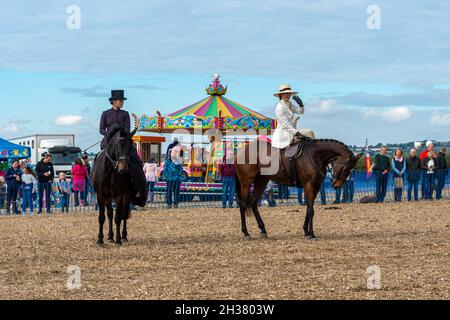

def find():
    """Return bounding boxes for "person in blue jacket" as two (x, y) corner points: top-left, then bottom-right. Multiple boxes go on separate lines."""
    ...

(343, 169), (355, 203)
(164, 149), (183, 209)
(392, 149), (406, 202)
(5, 160), (23, 214)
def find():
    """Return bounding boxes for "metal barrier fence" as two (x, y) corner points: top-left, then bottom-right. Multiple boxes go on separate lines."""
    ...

(0, 171), (448, 215)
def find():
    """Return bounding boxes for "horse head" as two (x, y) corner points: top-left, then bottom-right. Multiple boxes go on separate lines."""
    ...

(112, 127), (132, 174)
(109, 115), (139, 174)
(330, 152), (363, 188)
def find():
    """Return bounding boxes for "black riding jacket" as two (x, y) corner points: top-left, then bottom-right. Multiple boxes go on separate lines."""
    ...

(99, 108), (130, 136)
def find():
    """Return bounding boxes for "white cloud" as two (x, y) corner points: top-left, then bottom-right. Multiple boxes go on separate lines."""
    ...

(363, 106), (412, 123)
(429, 111), (450, 126)
(381, 107), (412, 123)
(55, 115), (83, 126)
(0, 118), (30, 135)
(307, 99), (337, 115)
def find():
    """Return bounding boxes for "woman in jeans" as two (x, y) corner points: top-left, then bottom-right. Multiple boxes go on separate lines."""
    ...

(164, 150), (183, 209)
(143, 158), (158, 203)
(391, 149), (406, 202)
(72, 158), (88, 207)
(21, 166), (37, 214)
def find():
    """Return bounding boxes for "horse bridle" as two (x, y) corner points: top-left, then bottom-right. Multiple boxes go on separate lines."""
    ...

(105, 136), (130, 170)
(304, 147), (352, 184)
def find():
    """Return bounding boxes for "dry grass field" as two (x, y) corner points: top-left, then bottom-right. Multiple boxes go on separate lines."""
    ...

(0, 201), (449, 300)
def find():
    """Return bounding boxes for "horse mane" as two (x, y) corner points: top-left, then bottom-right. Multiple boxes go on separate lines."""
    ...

(311, 138), (353, 155)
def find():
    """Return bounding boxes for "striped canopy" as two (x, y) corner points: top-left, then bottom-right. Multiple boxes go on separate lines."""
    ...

(139, 76), (275, 133)
(168, 95), (267, 119)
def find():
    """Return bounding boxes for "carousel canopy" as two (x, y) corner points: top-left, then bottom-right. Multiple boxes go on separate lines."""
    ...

(140, 75), (275, 134)
(0, 137), (31, 160)
(167, 95), (267, 119)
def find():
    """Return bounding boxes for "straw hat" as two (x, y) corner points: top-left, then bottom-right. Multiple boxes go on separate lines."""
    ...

(274, 84), (298, 97)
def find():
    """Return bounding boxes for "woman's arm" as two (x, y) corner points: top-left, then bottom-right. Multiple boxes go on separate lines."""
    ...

(391, 159), (399, 174)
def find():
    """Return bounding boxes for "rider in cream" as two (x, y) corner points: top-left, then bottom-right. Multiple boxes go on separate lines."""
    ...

(271, 84), (305, 149)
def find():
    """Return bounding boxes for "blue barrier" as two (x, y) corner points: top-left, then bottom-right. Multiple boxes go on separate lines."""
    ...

(0, 170), (448, 214)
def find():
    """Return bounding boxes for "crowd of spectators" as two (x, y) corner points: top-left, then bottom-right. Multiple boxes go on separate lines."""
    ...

(0, 141), (448, 214)
(0, 153), (94, 215)
(373, 143), (447, 203)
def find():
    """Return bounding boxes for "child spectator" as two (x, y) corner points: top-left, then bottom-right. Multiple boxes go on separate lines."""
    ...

(57, 172), (71, 213)
(21, 166), (36, 215)
(143, 158), (158, 203)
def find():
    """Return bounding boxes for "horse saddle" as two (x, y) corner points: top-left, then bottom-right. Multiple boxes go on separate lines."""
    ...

(284, 139), (304, 159)
(280, 137), (308, 187)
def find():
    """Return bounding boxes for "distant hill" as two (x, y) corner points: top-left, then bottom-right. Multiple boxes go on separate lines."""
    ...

(348, 140), (450, 153)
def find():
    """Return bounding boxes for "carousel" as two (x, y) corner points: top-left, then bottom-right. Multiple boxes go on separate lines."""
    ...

(137, 74), (275, 185)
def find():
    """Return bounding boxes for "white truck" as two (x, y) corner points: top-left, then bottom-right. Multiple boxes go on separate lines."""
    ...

(10, 134), (83, 178)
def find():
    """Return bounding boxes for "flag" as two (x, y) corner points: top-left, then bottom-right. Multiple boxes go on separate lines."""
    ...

(365, 138), (372, 178)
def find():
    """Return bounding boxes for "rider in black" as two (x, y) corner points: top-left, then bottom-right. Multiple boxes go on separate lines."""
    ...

(99, 90), (147, 206)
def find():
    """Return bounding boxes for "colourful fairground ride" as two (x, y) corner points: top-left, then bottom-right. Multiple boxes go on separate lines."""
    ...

(140, 74), (276, 185)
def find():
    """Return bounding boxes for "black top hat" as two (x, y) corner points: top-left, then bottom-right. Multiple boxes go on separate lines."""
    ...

(109, 90), (127, 101)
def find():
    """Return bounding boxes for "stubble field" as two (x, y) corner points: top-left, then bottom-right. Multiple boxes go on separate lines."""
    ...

(0, 201), (448, 300)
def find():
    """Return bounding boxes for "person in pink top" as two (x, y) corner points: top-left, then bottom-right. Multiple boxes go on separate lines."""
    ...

(72, 158), (88, 207)
(143, 158), (158, 203)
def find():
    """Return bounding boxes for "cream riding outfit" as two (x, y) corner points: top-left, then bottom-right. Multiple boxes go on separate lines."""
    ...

(272, 84), (304, 149)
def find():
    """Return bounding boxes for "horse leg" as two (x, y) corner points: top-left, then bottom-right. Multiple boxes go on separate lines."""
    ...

(237, 180), (251, 240)
(97, 201), (105, 245)
(114, 202), (122, 246)
(304, 184), (320, 240)
(107, 202), (114, 242)
(122, 208), (128, 242)
(306, 204), (316, 240)
(249, 175), (269, 237)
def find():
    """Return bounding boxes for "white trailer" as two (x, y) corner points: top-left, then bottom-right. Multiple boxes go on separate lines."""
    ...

(10, 134), (82, 178)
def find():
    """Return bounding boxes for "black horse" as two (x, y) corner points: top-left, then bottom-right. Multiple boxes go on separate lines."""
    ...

(91, 126), (140, 246)
(234, 138), (362, 240)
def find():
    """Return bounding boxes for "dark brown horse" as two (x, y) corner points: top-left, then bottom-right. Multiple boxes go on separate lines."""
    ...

(234, 138), (362, 240)
(91, 126), (139, 246)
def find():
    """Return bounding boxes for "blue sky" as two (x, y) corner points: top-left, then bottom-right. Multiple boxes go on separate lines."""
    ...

(1, 0), (449, 151)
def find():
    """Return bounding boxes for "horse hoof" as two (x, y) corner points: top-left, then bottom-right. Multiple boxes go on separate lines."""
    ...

(122, 238), (128, 243)
(107, 238), (114, 243)
(260, 233), (268, 239)
(96, 241), (104, 247)
(307, 236), (318, 241)
(243, 235), (251, 241)
(115, 241), (122, 246)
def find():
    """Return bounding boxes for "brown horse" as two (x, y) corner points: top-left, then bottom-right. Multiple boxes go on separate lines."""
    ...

(234, 138), (362, 240)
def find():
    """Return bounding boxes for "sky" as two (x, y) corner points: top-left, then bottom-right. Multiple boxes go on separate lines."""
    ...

(0, 0), (449, 151)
